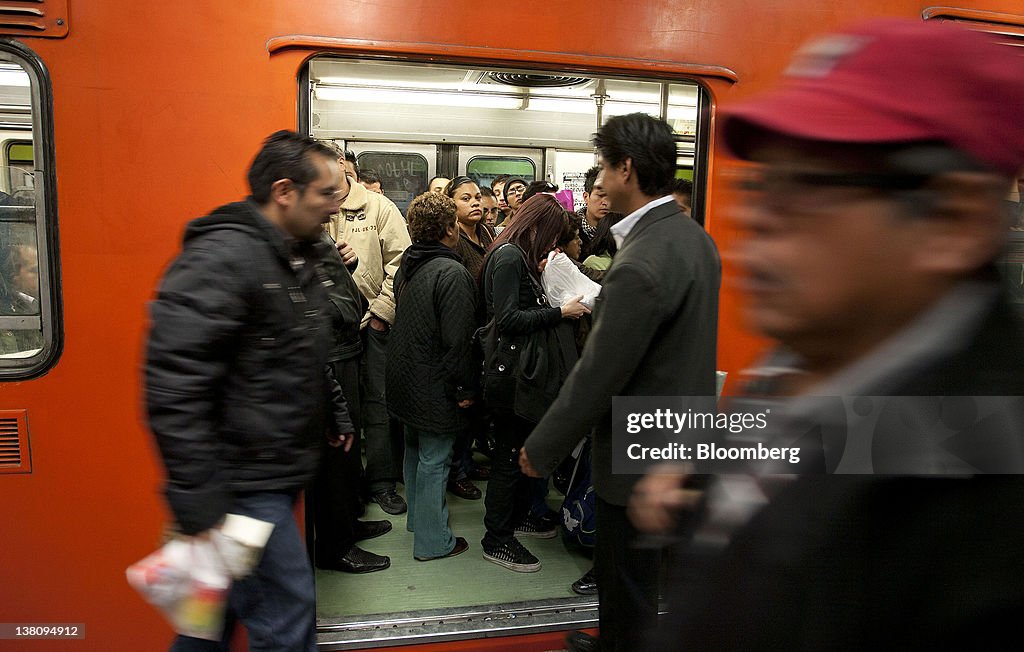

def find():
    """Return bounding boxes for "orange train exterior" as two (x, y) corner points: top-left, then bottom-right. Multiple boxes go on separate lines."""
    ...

(2, 2), (1022, 650)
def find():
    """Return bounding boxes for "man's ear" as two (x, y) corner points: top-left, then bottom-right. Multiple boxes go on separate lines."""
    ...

(269, 178), (297, 208)
(911, 171), (1008, 275)
(621, 157), (634, 183)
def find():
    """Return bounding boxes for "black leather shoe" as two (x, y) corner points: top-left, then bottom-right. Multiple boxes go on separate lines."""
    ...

(571, 567), (598, 595)
(354, 519), (392, 541)
(565, 630), (600, 652)
(318, 545), (390, 574)
(468, 465), (491, 481)
(415, 536), (469, 561)
(447, 477), (482, 500)
(371, 489), (407, 515)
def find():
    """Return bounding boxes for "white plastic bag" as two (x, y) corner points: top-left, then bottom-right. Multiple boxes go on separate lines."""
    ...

(541, 251), (601, 309)
(126, 515), (273, 641)
(127, 536), (231, 640)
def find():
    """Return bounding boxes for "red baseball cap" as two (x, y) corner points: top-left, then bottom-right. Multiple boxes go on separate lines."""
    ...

(722, 18), (1024, 178)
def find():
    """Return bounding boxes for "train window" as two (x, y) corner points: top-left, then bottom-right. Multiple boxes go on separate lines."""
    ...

(0, 45), (59, 379)
(355, 150), (428, 214)
(466, 156), (536, 189)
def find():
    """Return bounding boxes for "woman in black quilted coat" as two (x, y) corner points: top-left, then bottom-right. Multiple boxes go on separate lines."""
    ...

(385, 192), (476, 561)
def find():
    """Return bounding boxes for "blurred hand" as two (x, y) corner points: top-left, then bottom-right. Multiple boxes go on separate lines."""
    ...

(457, 398), (474, 409)
(369, 316), (389, 332)
(336, 240), (358, 268)
(628, 463), (701, 534)
(327, 432), (355, 452)
(519, 446), (541, 478)
(560, 295), (591, 320)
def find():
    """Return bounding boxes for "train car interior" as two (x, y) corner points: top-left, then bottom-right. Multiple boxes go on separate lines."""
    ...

(0, 57), (43, 364)
(305, 58), (706, 649)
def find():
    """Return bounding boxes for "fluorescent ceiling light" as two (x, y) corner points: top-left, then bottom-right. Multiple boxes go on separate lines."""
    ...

(524, 97), (594, 114)
(315, 85), (522, 110)
(0, 69), (29, 87)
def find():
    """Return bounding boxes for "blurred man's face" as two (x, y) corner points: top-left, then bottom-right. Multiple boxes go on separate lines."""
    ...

(285, 155), (343, 241)
(342, 159), (358, 179)
(13, 245), (38, 297)
(735, 138), (923, 353)
(595, 156), (629, 214)
(361, 180), (383, 194)
(481, 195), (499, 226)
(430, 177), (450, 193)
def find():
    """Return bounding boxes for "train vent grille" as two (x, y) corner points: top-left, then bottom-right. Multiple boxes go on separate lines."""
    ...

(0, 0), (69, 38)
(0, 410), (31, 474)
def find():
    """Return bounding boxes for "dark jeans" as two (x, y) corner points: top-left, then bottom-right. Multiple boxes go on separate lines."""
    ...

(449, 402), (487, 481)
(170, 492), (315, 652)
(482, 409), (534, 548)
(594, 495), (660, 652)
(361, 326), (403, 494)
(309, 357), (364, 563)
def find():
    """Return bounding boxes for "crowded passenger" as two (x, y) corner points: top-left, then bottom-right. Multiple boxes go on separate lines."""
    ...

(342, 149), (359, 179)
(445, 176), (497, 500)
(501, 178), (527, 225)
(312, 206), (392, 575)
(479, 193), (590, 572)
(670, 178), (693, 220)
(428, 176), (451, 194)
(491, 173), (511, 224)
(629, 18), (1024, 651)
(0, 242), (42, 355)
(581, 212), (626, 272)
(359, 169), (384, 195)
(480, 185), (501, 228)
(522, 180), (558, 203)
(575, 166), (610, 258)
(519, 113), (721, 652)
(327, 147), (413, 516)
(386, 192), (477, 562)
(145, 131), (354, 650)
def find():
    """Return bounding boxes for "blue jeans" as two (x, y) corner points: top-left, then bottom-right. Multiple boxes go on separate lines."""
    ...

(403, 425), (457, 559)
(169, 492), (315, 652)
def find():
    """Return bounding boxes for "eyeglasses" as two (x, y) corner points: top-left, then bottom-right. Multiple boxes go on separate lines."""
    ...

(741, 169), (929, 194)
(740, 168), (930, 214)
(507, 186), (526, 195)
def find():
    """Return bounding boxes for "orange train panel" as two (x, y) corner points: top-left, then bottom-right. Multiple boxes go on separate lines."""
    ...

(2, 1), (1023, 649)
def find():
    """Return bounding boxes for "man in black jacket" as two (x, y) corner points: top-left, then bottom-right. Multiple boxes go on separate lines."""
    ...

(146, 131), (353, 651)
(520, 114), (721, 652)
(629, 19), (1024, 651)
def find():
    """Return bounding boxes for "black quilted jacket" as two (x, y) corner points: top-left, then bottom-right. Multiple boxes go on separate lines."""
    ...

(386, 242), (478, 433)
(146, 200), (352, 534)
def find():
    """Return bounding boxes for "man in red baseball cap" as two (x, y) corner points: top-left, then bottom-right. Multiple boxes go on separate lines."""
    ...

(630, 18), (1024, 650)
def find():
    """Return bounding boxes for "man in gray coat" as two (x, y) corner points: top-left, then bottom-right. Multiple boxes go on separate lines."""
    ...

(520, 113), (721, 652)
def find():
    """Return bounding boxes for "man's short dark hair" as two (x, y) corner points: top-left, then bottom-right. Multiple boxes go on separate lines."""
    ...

(344, 149), (358, 171)
(248, 130), (338, 204)
(492, 174), (511, 187)
(359, 169), (382, 185)
(584, 166), (601, 194)
(406, 192), (456, 243)
(593, 113), (677, 196)
(671, 178), (693, 198)
(480, 186), (495, 199)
